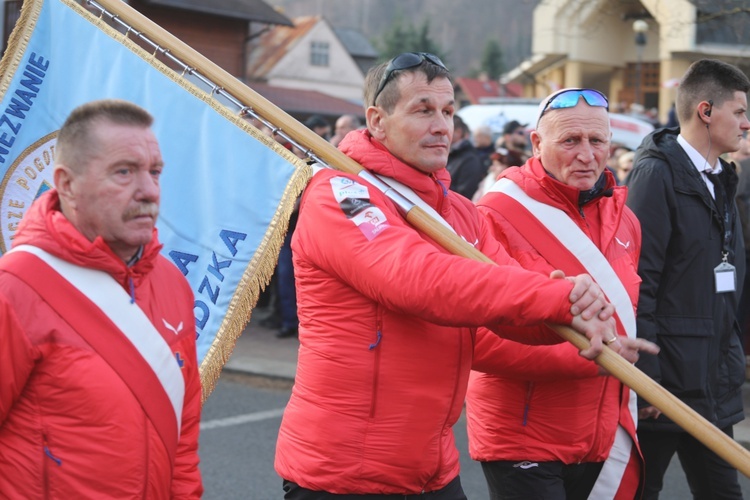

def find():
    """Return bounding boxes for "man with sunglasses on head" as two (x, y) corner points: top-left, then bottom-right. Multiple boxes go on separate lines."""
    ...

(467, 88), (646, 499)
(626, 59), (750, 499)
(274, 53), (657, 499)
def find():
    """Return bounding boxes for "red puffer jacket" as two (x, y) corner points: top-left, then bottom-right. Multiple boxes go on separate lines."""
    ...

(467, 158), (641, 464)
(274, 130), (579, 495)
(0, 191), (203, 499)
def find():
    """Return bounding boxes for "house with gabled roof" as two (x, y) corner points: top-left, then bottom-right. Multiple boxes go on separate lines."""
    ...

(246, 15), (378, 104)
(332, 26), (379, 76)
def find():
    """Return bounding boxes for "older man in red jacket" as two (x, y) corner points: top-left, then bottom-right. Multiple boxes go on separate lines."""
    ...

(0, 100), (203, 498)
(468, 88), (644, 499)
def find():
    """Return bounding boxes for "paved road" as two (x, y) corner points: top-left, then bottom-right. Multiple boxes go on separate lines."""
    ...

(199, 372), (750, 499)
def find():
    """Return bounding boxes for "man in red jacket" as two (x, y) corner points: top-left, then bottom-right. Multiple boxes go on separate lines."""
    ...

(274, 54), (656, 498)
(468, 88), (644, 499)
(0, 99), (203, 498)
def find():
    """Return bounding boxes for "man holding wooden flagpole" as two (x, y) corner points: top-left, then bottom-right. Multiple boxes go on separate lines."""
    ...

(274, 53), (657, 498)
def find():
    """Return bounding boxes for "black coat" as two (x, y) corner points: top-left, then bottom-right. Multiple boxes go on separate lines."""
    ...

(626, 127), (746, 432)
(446, 139), (486, 200)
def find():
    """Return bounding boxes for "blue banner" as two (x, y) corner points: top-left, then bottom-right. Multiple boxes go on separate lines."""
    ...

(0, 0), (310, 397)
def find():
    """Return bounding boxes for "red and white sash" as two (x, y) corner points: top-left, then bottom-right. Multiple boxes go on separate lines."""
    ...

(487, 178), (642, 499)
(4, 245), (184, 464)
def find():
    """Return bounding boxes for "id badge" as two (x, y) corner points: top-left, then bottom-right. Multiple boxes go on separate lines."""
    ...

(714, 262), (737, 293)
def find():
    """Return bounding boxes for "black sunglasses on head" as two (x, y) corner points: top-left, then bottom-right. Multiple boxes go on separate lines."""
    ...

(372, 52), (447, 105)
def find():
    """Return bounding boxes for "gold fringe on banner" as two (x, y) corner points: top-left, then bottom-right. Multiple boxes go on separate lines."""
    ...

(0, 0), (43, 96)
(198, 171), (309, 401)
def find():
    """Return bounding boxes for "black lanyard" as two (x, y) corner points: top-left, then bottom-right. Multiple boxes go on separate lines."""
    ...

(705, 171), (734, 257)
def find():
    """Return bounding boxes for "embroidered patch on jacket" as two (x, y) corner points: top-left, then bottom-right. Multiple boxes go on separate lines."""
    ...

(330, 176), (390, 241)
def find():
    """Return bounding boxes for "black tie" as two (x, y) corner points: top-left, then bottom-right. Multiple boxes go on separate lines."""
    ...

(705, 170), (732, 247)
(705, 171), (726, 214)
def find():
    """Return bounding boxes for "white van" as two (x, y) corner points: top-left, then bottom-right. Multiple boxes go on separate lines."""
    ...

(457, 100), (655, 151)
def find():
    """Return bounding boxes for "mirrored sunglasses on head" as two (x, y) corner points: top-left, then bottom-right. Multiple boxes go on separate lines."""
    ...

(537, 88), (609, 125)
(373, 52), (447, 105)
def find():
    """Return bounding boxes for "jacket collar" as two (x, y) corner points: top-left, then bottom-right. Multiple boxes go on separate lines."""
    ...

(647, 128), (738, 207)
(338, 129), (452, 210)
(502, 157), (626, 248)
(506, 156), (619, 211)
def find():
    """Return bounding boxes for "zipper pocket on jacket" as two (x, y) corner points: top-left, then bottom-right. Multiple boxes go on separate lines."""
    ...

(43, 433), (61, 494)
(522, 382), (535, 426)
(368, 309), (383, 418)
(424, 327), (466, 492)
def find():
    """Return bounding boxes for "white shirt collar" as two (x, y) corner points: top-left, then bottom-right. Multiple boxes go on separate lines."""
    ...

(677, 134), (722, 175)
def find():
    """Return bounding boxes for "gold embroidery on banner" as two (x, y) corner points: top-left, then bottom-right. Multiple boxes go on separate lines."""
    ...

(0, 132), (57, 252)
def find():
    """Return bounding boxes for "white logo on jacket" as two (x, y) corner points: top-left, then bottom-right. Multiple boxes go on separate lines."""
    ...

(162, 318), (184, 335)
(615, 236), (630, 249)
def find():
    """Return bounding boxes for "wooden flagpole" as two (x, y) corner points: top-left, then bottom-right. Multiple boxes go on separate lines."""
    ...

(91, 0), (750, 477)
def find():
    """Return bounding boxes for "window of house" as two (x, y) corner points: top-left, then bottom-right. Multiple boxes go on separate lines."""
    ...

(310, 41), (329, 67)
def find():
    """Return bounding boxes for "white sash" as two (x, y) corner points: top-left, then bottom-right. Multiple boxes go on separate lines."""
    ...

(488, 178), (638, 499)
(374, 174), (457, 234)
(10, 244), (184, 432)
(489, 178), (636, 336)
